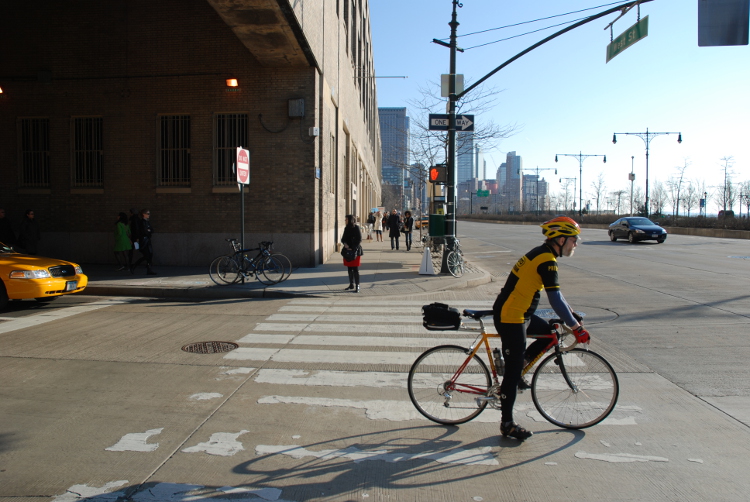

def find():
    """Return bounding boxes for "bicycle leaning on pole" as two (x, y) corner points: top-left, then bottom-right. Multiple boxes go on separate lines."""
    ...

(209, 239), (286, 286)
(408, 304), (619, 429)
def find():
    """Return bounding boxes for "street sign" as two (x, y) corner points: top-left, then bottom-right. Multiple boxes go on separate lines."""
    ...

(428, 114), (475, 131)
(441, 74), (464, 97)
(236, 147), (250, 184)
(429, 164), (447, 184)
(476, 189), (489, 197)
(606, 16), (649, 63)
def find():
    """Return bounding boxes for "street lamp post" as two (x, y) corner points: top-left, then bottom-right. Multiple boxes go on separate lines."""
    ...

(629, 155), (635, 216)
(613, 129), (682, 217)
(560, 177), (577, 213)
(555, 152), (606, 217)
(520, 166), (556, 214)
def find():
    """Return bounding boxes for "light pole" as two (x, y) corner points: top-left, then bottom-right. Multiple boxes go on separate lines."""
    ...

(555, 152), (606, 217)
(613, 129), (682, 217)
(560, 177), (577, 213)
(629, 156), (635, 216)
(520, 166), (556, 214)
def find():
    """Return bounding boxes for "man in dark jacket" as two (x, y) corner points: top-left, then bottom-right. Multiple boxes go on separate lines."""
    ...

(131, 209), (156, 275)
(387, 209), (401, 250)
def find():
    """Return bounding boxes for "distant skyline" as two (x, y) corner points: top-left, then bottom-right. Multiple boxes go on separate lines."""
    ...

(370, 0), (750, 214)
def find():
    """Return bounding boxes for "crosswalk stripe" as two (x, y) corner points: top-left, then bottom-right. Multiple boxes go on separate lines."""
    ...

(253, 323), (451, 334)
(237, 333), (479, 347)
(225, 348), (420, 365)
(266, 314), (420, 323)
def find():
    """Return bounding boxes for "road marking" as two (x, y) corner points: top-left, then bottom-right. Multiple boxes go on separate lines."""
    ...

(227, 348), (420, 365)
(256, 444), (499, 466)
(189, 392), (223, 400)
(267, 314), (420, 323)
(237, 333), (477, 347)
(0, 298), (131, 334)
(575, 451), (669, 463)
(54, 482), (287, 502)
(53, 481), (129, 502)
(105, 428), (163, 452)
(254, 369), (407, 388)
(182, 431), (249, 456)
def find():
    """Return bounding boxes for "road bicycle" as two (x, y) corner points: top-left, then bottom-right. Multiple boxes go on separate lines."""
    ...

(445, 238), (465, 278)
(209, 239), (286, 286)
(408, 308), (619, 429)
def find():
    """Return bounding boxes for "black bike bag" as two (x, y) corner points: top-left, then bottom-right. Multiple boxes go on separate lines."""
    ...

(422, 302), (461, 331)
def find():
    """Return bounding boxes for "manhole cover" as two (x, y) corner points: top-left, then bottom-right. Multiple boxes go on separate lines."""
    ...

(181, 341), (238, 354)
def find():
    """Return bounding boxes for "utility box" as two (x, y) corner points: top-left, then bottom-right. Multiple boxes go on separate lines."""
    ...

(288, 98), (305, 117)
(429, 214), (446, 237)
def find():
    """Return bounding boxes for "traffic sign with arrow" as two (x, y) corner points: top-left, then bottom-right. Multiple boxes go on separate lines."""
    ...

(428, 114), (475, 131)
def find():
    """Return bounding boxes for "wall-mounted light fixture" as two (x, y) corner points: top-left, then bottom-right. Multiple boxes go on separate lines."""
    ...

(226, 79), (239, 87)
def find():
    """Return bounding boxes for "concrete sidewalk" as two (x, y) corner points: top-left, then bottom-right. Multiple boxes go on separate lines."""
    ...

(83, 238), (491, 299)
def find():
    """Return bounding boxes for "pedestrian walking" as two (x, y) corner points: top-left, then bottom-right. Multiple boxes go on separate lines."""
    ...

(131, 209), (156, 275)
(341, 214), (362, 293)
(373, 210), (383, 242)
(17, 209), (40, 255)
(114, 212), (133, 271)
(402, 210), (414, 251)
(387, 209), (401, 250)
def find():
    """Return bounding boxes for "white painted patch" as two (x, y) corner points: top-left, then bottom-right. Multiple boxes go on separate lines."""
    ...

(267, 314), (418, 323)
(688, 458), (704, 464)
(544, 462), (558, 465)
(292, 435), (301, 439)
(258, 395), (503, 422)
(220, 367), (255, 375)
(0, 298), (131, 334)
(52, 480), (129, 502)
(237, 333), (295, 344)
(189, 392), (223, 401)
(575, 451), (669, 463)
(106, 428), (163, 452)
(257, 444), (499, 466)
(217, 486), (284, 500)
(600, 440), (611, 447)
(473, 497), (484, 501)
(182, 431), (248, 456)
(239, 334), (476, 348)
(273, 349), (420, 365)
(223, 347), (280, 361)
(255, 369), (407, 388)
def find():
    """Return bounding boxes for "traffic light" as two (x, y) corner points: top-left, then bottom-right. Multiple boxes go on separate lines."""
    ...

(429, 164), (447, 184)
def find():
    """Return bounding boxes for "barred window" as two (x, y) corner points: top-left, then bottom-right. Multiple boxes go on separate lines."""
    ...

(19, 118), (50, 187)
(214, 113), (248, 185)
(159, 115), (190, 186)
(72, 117), (103, 187)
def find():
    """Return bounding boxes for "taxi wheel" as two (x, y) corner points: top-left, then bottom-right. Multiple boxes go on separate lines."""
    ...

(0, 283), (8, 310)
(35, 296), (59, 303)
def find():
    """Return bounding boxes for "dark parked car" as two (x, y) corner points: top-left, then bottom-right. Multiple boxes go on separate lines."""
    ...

(608, 217), (667, 244)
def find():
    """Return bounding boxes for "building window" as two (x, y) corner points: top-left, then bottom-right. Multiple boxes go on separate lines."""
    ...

(214, 113), (248, 185)
(72, 117), (103, 187)
(329, 134), (336, 194)
(158, 115), (191, 186)
(19, 118), (50, 187)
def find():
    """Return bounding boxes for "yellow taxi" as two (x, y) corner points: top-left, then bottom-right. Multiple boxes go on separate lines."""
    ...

(0, 242), (88, 309)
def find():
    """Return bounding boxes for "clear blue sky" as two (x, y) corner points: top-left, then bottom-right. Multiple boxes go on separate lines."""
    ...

(370, 0), (750, 213)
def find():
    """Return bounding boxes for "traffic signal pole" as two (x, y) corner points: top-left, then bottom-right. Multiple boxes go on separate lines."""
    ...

(442, 0), (460, 273)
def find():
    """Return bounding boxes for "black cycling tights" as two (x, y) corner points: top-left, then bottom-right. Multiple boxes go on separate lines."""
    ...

(494, 316), (549, 424)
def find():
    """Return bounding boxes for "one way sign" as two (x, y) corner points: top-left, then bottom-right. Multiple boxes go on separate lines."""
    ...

(428, 114), (475, 131)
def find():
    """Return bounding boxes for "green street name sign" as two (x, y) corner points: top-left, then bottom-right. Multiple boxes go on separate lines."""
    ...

(607, 15), (649, 63)
(476, 190), (490, 197)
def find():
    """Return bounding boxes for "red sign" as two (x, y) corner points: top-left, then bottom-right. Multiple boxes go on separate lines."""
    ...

(236, 147), (250, 184)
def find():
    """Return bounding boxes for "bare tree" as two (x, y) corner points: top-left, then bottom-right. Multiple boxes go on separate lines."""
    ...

(650, 181), (668, 215)
(740, 180), (750, 217)
(633, 186), (645, 215)
(667, 160), (690, 218)
(590, 174), (607, 214)
(610, 189), (627, 215)
(681, 181), (698, 217)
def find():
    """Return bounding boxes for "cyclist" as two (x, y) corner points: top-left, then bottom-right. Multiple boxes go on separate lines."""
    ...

(492, 216), (591, 440)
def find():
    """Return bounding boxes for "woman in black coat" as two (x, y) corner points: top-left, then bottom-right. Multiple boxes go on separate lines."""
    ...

(341, 214), (362, 293)
(387, 209), (401, 250)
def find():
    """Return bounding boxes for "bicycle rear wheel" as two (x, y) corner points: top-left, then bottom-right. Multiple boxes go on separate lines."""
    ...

(446, 250), (464, 278)
(209, 256), (240, 285)
(531, 348), (619, 429)
(408, 345), (491, 425)
(258, 256), (285, 285)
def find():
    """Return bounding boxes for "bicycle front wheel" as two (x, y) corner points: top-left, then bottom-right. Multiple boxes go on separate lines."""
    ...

(408, 345), (491, 425)
(271, 253), (292, 282)
(209, 256), (240, 285)
(258, 256), (285, 285)
(531, 348), (619, 429)
(446, 250), (464, 278)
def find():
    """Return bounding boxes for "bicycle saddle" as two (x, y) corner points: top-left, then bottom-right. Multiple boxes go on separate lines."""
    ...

(463, 309), (494, 320)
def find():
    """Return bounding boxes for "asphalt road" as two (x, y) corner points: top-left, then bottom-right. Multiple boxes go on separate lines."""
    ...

(1, 222), (749, 501)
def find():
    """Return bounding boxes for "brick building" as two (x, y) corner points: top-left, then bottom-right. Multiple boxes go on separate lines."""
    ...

(0, 0), (381, 267)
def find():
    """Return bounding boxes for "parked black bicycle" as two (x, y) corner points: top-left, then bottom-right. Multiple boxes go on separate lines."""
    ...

(209, 239), (286, 286)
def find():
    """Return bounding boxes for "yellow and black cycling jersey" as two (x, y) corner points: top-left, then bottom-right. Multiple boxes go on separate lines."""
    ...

(493, 243), (559, 324)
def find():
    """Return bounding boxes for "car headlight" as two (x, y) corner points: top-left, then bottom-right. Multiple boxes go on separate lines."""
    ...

(10, 269), (52, 279)
(634, 229), (645, 234)
(75, 265), (83, 274)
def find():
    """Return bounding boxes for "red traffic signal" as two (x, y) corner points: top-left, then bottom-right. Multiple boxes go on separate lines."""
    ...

(429, 164), (447, 184)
